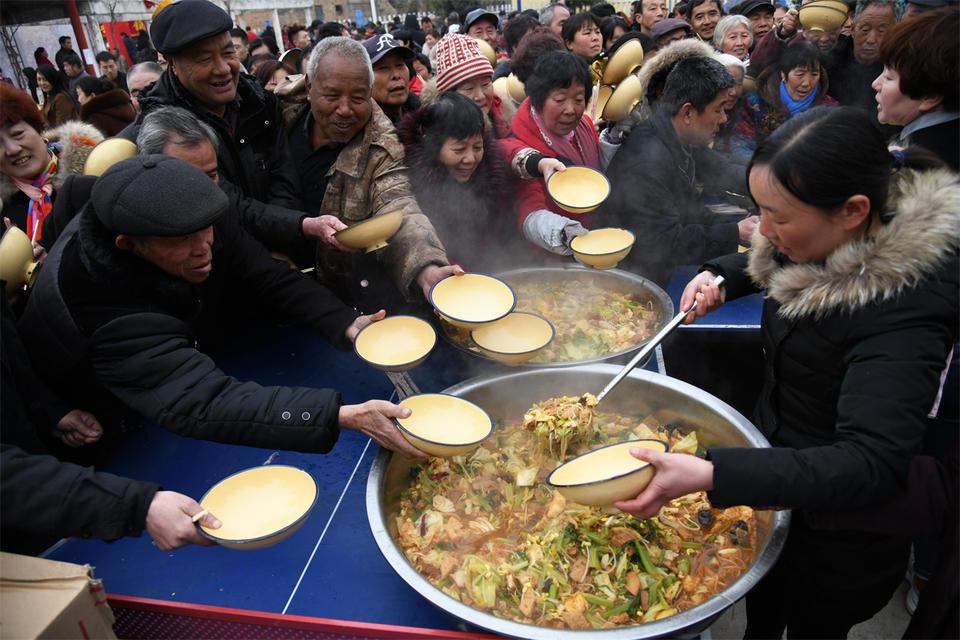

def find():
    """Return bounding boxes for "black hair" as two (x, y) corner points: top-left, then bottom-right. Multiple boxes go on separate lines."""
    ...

(249, 38), (264, 51)
(36, 64), (70, 98)
(317, 21), (348, 40)
(689, 0), (724, 16)
(253, 59), (295, 89)
(590, 2), (617, 18)
(636, 32), (659, 52)
(414, 52), (433, 74)
(561, 12), (601, 45)
(62, 52), (83, 69)
(504, 14), (539, 54)
(673, 1), (690, 18)
(419, 92), (487, 162)
(229, 27), (246, 39)
(75, 75), (115, 98)
(259, 36), (280, 56)
(601, 16), (629, 45)
(58, 35), (71, 46)
(748, 106), (943, 221)
(777, 40), (822, 76)
(658, 55), (734, 115)
(522, 8), (539, 18)
(95, 50), (117, 63)
(34, 47), (47, 65)
(526, 50), (593, 111)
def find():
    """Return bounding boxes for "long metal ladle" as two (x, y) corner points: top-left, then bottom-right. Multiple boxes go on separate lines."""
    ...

(594, 275), (725, 404)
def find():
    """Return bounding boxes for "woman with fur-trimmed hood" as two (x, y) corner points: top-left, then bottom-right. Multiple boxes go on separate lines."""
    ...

(0, 84), (103, 250)
(397, 92), (520, 270)
(616, 107), (959, 638)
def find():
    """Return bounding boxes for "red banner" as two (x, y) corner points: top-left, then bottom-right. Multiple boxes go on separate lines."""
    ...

(99, 20), (147, 66)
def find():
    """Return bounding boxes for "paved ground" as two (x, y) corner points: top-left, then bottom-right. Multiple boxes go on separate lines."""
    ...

(705, 581), (911, 639)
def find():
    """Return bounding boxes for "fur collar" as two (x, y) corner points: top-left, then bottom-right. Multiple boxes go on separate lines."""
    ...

(0, 121), (103, 212)
(747, 168), (960, 320)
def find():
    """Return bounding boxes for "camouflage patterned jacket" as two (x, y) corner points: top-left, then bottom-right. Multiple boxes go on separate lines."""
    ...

(279, 78), (448, 300)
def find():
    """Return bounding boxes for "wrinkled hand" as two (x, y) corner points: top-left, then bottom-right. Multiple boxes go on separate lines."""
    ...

(538, 158), (566, 183)
(302, 215), (359, 252)
(613, 447), (714, 519)
(680, 271), (726, 324)
(146, 491), (221, 551)
(780, 8), (799, 36)
(738, 215), (759, 244)
(417, 264), (465, 300)
(55, 409), (103, 447)
(345, 308), (385, 343)
(339, 400), (428, 459)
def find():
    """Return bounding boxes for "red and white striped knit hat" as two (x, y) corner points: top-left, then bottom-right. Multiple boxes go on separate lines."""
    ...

(434, 34), (495, 92)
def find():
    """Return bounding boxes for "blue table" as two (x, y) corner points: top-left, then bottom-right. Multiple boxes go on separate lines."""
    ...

(43, 269), (762, 632)
(665, 265), (763, 332)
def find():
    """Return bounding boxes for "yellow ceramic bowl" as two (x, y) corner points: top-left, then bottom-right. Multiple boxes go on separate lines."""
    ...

(396, 393), (494, 457)
(279, 47), (302, 71)
(799, 2), (848, 31)
(334, 210), (403, 253)
(506, 73), (526, 104)
(547, 166), (611, 215)
(602, 38), (644, 85)
(83, 138), (137, 176)
(198, 465), (318, 550)
(593, 85), (614, 120)
(470, 312), (555, 365)
(548, 439), (668, 506)
(0, 225), (37, 295)
(354, 315), (437, 372)
(570, 228), (636, 270)
(430, 273), (516, 329)
(602, 74), (643, 122)
(473, 37), (497, 67)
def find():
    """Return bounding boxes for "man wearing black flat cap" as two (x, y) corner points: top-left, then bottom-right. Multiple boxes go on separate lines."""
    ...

(362, 33), (419, 124)
(132, 0), (302, 217)
(464, 8), (501, 56)
(731, 0), (776, 44)
(18, 156), (426, 460)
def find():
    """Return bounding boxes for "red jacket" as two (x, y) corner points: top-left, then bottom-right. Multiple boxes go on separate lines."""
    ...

(501, 99), (599, 231)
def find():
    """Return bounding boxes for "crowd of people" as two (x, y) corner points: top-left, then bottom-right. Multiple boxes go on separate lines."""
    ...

(0, 0), (957, 636)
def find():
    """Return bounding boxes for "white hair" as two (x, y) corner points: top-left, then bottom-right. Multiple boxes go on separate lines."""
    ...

(712, 14), (753, 50)
(714, 51), (747, 69)
(305, 36), (374, 88)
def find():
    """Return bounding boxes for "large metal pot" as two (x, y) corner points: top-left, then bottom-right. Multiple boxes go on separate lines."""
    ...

(366, 366), (790, 639)
(439, 265), (674, 368)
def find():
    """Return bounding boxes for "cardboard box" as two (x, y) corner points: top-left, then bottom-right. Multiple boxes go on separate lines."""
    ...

(0, 552), (116, 639)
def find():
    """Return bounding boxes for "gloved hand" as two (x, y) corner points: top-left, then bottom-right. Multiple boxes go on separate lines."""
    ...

(522, 210), (588, 256)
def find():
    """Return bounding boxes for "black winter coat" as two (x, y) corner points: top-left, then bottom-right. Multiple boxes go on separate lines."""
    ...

(703, 168), (960, 514)
(598, 111), (743, 286)
(134, 70), (303, 210)
(18, 205), (360, 454)
(0, 290), (158, 554)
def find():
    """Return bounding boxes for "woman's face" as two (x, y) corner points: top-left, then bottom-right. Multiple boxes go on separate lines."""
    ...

(413, 59), (430, 80)
(76, 87), (91, 104)
(264, 67), (287, 92)
(438, 133), (484, 183)
(568, 21), (603, 59)
(425, 33), (438, 48)
(726, 65), (745, 103)
(751, 164), (865, 263)
(0, 121), (50, 181)
(871, 65), (928, 126)
(783, 64), (820, 102)
(37, 72), (52, 93)
(605, 25), (627, 49)
(456, 75), (494, 115)
(540, 83), (586, 137)
(722, 24), (752, 60)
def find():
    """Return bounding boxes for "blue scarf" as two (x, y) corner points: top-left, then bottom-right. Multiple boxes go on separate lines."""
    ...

(779, 80), (818, 117)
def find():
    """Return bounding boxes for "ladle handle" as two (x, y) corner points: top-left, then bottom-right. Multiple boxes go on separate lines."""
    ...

(595, 275), (725, 404)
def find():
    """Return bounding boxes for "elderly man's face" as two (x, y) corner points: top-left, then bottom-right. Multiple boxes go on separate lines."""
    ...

(231, 36), (249, 62)
(371, 50), (410, 110)
(163, 138), (220, 185)
(853, 4), (895, 65)
(690, 1), (722, 40)
(467, 17), (500, 51)
(747, 7), (775, 41)
(639, 0), (667, 32)
(127, 69), (161, 112)
(307, 53), (372, 146)
(119, 226), (215, 284)
(548, 5), (571, 37)
(659, 28), (688, 47)
(168, 32), (240, 115)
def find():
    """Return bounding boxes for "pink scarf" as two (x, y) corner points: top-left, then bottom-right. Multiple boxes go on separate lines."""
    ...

(529, 106), (600, 169)
(12, 151), (57, 242)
